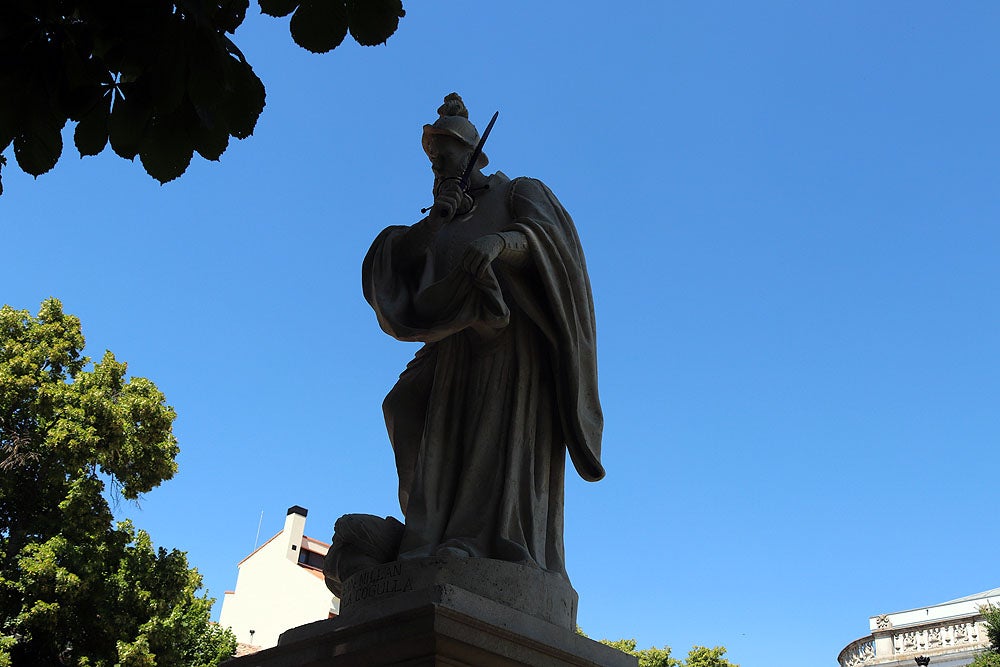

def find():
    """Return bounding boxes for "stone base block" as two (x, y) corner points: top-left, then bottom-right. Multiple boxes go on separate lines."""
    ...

(338, 557), (579, 630)
(223, 584), (636, 667)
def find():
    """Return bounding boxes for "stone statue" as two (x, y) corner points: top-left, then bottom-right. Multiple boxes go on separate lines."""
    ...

(326, 93), (603, 598)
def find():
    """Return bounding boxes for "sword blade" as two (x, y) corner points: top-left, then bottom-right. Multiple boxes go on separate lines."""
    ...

(459, 110), (499, 190)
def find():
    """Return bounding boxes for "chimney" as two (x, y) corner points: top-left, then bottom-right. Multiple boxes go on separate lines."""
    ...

(283, 506), (308, 563)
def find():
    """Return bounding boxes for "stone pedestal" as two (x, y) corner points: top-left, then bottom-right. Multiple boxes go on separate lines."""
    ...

(223, 557), (636, 667)
(338, 556), (579, 630)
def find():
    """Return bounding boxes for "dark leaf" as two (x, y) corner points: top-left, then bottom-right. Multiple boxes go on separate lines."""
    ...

(0, 83), (16, 152)
(216, 0), (250, 32)
(190, 111), (230, 161)
(59, 38), (109, 120)
(346, 0), (403, 47)
(62, 82), (107, 122)
(223, 34), (249, 64)
(13, 116), (65, 177)
(149, 16), (187, 114)
(91, 0), (169, 77)
(2, 67), (49, 155)
(139, 114), (194, 184)
(290, 0), (348, 54)
(109, 83), (152, 160)
(220, 60), (265, 139)
(187, 29), (228, 111)
(259, 0), (300, 18)
(18, 39), (68, 136)
(74, 91), (112, 157)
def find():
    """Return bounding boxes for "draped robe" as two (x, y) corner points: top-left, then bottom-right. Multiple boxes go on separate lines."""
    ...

(362, 173), (603, 579)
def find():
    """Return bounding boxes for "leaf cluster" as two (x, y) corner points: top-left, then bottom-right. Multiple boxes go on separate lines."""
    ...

(259, 0), (404, 53)
(971, 654), (1000, 667)
(0, 0), (404, 194)
(1, 521), (236, 666)
(579, 628), (738, 667)
(984, 604), (1000, 652)
(0, 1), (265, 189)
(599, 638), (679, 667)
(970, 605), (1000, 667)
(681, 646), (739, 667)
(0, 298), (233, 666)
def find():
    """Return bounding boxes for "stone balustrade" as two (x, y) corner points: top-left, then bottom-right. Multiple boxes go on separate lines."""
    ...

(838, 616), (989, 666)
(892, 619), (982, 654)
(839, 638), (875, 667)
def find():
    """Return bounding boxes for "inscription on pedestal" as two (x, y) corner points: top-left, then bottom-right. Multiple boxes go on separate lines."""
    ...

(342, 562), (413, 605)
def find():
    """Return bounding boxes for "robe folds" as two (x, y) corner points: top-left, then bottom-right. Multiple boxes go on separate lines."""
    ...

(362, 173), (603, 579)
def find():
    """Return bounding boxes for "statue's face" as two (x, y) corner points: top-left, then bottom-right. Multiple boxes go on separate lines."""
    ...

(427, 135), (472, 182)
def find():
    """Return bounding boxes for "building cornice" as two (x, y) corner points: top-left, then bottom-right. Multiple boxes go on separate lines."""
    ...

(839, 613), (988, 666)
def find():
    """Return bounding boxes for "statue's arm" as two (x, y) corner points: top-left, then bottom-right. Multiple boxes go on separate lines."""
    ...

(494, 230), (529, 266)
(388, 216), (442, 269)
(391, 179), (466, 268)
(403, 215), (440, 250)
(461, 230), (530, 277)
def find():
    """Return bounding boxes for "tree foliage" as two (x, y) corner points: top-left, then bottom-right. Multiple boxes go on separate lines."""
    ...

(985, 605), (1000, 651)
(971, 654), (1000, 667)
(579, 628), (738, 667)
(681, 645), (739, 667)
(0, 0), (405, 194)
(0, 298), (235, 666)
(599, 638), (679, 667)
(971, 605), (1000, 667)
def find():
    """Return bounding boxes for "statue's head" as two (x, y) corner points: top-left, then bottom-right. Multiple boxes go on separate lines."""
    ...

(422, 93), (489, 170)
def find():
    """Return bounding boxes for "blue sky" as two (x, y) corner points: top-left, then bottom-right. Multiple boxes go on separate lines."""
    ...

(3, 3), (999, 666)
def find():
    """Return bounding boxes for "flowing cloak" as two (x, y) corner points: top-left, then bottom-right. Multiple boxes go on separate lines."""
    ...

(362, 175), (603, 578)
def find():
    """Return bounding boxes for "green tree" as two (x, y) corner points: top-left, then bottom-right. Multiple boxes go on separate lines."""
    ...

(0, 0), (405, 194)
(681, 645), (739, 667)
(580, 628), (738, 667)
(599, 638), (678, 667)
(970, 605), (1000, 667)
(971, 652), (1000, 667)
(0, 298), (235, 666)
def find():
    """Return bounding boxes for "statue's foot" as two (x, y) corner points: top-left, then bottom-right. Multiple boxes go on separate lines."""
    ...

(325, 514), (406, 595)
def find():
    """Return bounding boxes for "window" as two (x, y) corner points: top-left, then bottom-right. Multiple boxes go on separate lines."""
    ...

(297, 548), (325, 569)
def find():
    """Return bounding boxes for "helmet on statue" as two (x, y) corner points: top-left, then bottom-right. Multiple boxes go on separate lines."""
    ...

(422, 93), (489, 169)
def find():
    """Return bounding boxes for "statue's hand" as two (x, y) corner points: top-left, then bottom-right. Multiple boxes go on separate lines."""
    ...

(430, 178), (470, 222)
(462, 234), (505, 278)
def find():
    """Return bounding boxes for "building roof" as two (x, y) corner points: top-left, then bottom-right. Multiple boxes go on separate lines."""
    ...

(941, 587), (1000, 604)
(303, 535), (331, 550)
(880, 586), (1000, 620)
(233, 642), (261, 657)
(236, 531), (282, 567)
(236, 532), (329, 567)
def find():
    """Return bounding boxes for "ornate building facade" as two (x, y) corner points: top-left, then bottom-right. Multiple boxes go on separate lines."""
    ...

(839, 588), (999, 667)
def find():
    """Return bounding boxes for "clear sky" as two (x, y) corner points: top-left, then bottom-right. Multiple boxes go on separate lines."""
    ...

(3, 3), (999, 666)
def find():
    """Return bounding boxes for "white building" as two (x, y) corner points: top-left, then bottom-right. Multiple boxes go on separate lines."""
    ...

(839, 587), (1000, 667)
(219, 506), (339, 650)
